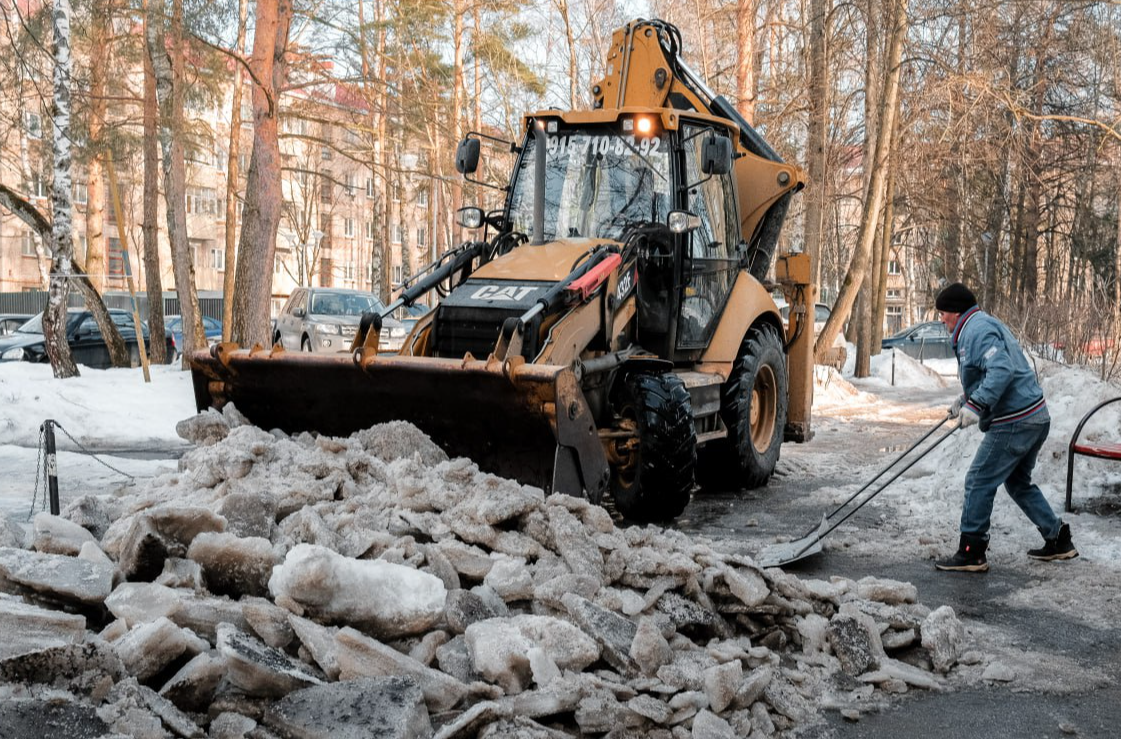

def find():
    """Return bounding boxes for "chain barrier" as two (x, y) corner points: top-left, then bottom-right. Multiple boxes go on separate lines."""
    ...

(26, 419), (135, 521)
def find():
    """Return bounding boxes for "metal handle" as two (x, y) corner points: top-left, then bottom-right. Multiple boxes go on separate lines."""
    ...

(788, 421), (959, 561)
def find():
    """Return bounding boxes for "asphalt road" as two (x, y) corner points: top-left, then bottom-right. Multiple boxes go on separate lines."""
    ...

(676, 407), (1121, 739)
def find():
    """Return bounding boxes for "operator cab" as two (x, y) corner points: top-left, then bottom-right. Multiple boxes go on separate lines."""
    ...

(458, 110), (741, 362)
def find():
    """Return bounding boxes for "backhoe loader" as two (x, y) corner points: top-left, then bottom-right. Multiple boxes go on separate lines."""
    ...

(190, 19), (815, 522)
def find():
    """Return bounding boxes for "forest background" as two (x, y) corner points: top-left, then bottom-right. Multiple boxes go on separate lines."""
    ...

(0, 0), (1118, 379)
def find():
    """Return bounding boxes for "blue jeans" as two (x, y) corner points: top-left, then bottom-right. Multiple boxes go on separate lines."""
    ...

(961, 409), (1061, 540)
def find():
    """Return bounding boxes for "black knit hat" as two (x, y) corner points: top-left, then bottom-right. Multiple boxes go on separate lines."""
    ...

(935, 283), (977, 313)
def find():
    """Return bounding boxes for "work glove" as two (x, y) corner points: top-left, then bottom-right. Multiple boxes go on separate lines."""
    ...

(949, 396), (964, 419)
(958, 404), (980, 429)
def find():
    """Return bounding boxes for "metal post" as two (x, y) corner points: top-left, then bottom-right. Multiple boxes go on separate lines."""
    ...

(891, 348), (896, 386)
(42, 420), (59, 515)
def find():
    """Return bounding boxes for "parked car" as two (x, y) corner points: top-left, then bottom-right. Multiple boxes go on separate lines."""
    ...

(0, 313), (32, 336)
(881, 321), (954, 360)
(773, 298), (848, 369)
(165, 314), (223, 355)
(0, 308), (176, 368)
(273, 287), (407, 353)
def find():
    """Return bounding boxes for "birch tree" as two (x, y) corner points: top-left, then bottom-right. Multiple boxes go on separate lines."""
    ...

(44, 0), (78, 378)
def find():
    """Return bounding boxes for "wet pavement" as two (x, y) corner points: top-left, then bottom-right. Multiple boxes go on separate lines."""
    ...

(675, 404), (1121, 739)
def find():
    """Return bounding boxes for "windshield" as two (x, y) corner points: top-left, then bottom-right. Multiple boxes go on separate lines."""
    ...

(310, 292), (383, 316)
(509, 126), (672, 241)
(17, 311), (81, 334)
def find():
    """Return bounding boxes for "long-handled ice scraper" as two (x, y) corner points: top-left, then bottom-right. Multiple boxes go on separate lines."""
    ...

(755, 414), (960, 568)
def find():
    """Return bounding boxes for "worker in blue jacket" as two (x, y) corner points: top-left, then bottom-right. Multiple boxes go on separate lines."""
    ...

(934, 282), (1077, 572)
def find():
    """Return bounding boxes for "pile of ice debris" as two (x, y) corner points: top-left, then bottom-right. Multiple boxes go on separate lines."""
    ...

(0, 407), (973, 739)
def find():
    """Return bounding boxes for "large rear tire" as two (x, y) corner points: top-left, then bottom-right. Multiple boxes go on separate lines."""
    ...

(698, 324), (788, 491)
(608, 372), (696, 522)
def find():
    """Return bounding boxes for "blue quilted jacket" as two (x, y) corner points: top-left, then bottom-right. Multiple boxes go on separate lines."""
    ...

(953, 307), (1046, 430)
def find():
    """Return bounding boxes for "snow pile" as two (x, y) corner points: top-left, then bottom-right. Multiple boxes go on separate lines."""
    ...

(864, 350), (949, 390)
(0, 410), (978, 738)
(0, 364), (195, 449)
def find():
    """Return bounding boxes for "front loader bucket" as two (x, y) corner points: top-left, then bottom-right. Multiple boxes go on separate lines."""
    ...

(189, 344), (609, 502)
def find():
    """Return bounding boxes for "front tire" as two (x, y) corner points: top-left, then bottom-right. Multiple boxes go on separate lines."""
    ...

(699, 324), (788, 491)
(608, 372), (697, 522)
(301, 336), (312, 352)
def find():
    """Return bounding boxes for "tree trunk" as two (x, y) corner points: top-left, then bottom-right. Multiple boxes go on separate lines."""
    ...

(141, 0), (166, 363)
(232, 0), (292, 347)
(802, 0), (829, 290)
(735, 0), (756, 125)
(816, 0), (908, 367)
(85, 0), (108, 293)
(147, 0), (204, 364)
(558, 0), (578, 108)
(45, 0), (79, 378)
(871, 160), (895, 348)
(223, 0), (249, 342)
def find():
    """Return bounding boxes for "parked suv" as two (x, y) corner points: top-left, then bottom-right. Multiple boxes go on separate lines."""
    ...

(273, 287), (407, 353)
(881, 321), (954, 360)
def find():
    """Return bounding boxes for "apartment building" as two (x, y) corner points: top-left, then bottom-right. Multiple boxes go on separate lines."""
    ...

(0, 67), (436, 318)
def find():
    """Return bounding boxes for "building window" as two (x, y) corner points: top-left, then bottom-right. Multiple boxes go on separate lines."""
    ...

(417, 227), (426, 247)
(30, 174), (48, 200)
(186, 187), (219, 215)
(320, 181), (333, 204)
(344, 218), (355, 238)
(321, 145), (332, 161)
(238, 152), (251, 171)
(365, 221), (374, 240)
(21, 231), (40, 257)
(73, 182), (88, 204)
(210, 247), (225, 272)
(366, 177), (374, 198)
(392, 224), (403, 244)
(344, 262), (356, 280)
(345, 174), (356, 196)
(274, 255), (284, 275)
(888, 260), (901, 275)
(108, 237), (125, 277)
(417, 189), (428, 207)
(392, 185), (401, 202)
(886, 305), (903, 316)
(25, 112), (42, 139)
(886, 289), (901, 300)
(393, 264), (403, 284)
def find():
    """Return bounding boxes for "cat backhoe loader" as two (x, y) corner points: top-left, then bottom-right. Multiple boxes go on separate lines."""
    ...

(190, 19), (815, 521)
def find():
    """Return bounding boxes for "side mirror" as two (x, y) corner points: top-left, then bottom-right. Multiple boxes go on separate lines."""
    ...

(455, 138), (480, 175)
(293, 307), (306, 318)
(701, 135), (732, 176)
(456, 207), (484, 230)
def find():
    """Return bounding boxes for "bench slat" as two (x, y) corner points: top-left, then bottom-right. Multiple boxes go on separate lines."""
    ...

(1073, 442), (1121, 461)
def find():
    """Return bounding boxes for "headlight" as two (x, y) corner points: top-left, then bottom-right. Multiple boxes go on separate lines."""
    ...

(1, 347), (25, 361)
(312, 323), (340, 335)
(389, 327), (406, 338)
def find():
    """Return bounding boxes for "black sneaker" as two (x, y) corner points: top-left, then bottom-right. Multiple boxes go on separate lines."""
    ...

(1027, 523), (1079, 561)
(935, 534), (989, 572)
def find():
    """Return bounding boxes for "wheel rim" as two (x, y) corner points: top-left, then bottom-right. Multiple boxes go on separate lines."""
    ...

(749, 364), (777, 452)
(610, 413), (640, 491)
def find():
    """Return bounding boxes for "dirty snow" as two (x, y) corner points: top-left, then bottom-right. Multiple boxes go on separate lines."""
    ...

(0, 349), (1119, 736)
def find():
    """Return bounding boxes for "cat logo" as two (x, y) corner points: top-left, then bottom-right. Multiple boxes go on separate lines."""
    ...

(471, 285), (537, 302)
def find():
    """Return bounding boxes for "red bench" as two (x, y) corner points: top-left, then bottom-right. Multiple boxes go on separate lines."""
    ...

(1066, 396), (1121, 512)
